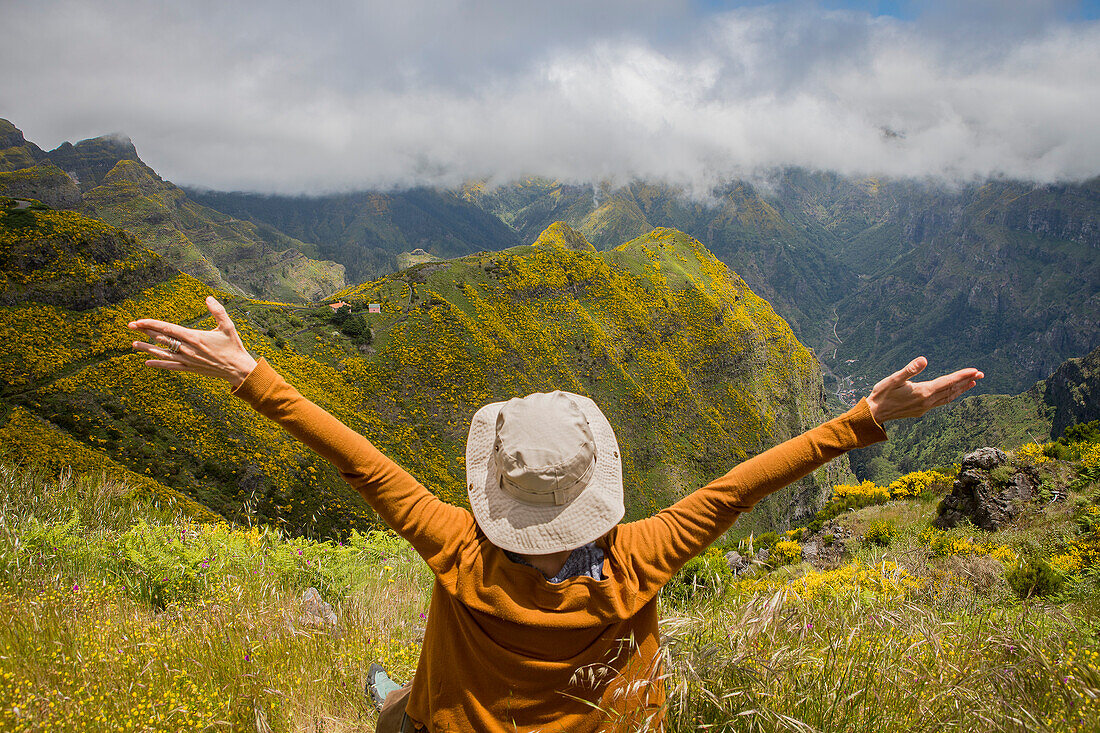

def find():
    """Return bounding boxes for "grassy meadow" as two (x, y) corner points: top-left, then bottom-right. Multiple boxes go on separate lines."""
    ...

(1, 439), (1098, 732)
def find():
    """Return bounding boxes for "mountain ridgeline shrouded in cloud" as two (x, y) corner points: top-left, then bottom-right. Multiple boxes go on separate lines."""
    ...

(0, 202), (849, 537)
(4, 1), (1099, 192)
(191, 172), (1100, 399)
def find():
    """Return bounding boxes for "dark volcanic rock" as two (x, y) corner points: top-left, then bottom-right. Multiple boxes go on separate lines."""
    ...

(934, 448), (1038, 531)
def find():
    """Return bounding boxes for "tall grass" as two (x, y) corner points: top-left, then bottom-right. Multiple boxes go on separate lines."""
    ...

(0, 463), (429, 732)
(658, 588), (1100, 732)
(1, 463), (1098, 731)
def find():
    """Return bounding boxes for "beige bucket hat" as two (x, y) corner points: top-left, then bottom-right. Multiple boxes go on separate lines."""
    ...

(466, 391), (625, 554)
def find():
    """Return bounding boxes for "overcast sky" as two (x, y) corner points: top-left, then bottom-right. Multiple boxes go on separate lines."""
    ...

(3, 0), (1099, 193)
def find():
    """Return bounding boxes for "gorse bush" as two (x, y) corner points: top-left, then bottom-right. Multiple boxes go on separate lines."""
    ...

(865, 519), (896, 547)
(887, 470), (952, 499)
(1081, 443), (1100, 481)
(1013, 442), (1052, 466)
(769, 539), (802, 567)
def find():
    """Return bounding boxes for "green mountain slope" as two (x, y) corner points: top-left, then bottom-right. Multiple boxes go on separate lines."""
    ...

(850, 343), (1100, 482)
(0, 118), (48, 172)
(0, 205), (850, 538)
(81, 159), (346, 302)
(0, 163), (82, 209)
(0, 120), (346, 303)
(464, 179), (854, 348)
(468, 174), (1100, 399)
(822, 178), (1100, 397)
(186, 187), (524, 285)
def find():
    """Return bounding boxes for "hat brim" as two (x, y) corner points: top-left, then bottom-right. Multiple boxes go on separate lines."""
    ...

(466, 393), (624, 555)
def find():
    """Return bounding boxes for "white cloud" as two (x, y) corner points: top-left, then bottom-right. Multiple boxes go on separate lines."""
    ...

(1, 0), (1097, 193)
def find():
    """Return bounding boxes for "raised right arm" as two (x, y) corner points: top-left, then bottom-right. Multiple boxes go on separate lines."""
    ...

(230, 358), (477, 569)
(129, 297), (477, 572)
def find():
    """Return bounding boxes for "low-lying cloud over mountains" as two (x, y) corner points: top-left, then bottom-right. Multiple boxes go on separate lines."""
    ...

(3, 0), (1099, 193)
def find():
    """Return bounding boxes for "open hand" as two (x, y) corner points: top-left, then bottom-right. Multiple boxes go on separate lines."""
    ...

(865, 357), (983, 424)
(128, 296), (258, 388)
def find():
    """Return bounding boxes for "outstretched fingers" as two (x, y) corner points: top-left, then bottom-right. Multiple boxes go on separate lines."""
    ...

(206, 296), (236, 333)
(143, 359), (225, 379)
(924, 368), (984, 406)
(127, 318), (191, 340)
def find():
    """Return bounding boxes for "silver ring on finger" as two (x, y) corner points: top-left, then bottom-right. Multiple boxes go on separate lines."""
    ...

(165, 337), (181, 354)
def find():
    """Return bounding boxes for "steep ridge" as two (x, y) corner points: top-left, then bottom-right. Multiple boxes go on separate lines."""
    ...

(0, 207), (849, 538)
(463, 179), (853, 348)
(0, 119), (346, 303)
(0, 118), (48, 171)
(333, 223), (850, 531)
(82, 159), (346, 302)
(850, 343), (1100, 482)
(468, 175), (1100, 399)
(187, 187), (523, 285)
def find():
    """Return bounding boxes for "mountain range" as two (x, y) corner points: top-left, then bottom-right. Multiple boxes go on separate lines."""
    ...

(0, 120), (345, 303)
(0, 198), (848, 537)
(191, 174), (1100, 398)
(3, 114), (1099, 507)
(4, 118), (1096, 400)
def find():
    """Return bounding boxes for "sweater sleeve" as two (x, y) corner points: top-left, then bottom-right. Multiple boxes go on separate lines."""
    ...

(613, 398), (887, 597)
(230, 358), (477, 574)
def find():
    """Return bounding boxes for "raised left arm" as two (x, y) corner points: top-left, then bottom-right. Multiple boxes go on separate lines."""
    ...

(613, 357), (982, 599)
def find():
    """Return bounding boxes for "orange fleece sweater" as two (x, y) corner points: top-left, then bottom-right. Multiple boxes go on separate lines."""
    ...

(231, 358), (888, 732)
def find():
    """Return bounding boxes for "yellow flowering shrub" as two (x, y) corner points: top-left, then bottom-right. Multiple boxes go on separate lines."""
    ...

(830, 481), (890, 508)
(922, 528), (1017, 563)
(1081, 443), (1100, 474)
(732, 560), (919, 604)
(887, 470), (953, 499)
(988, 545), (1019, 565)
(771, 540), (803, 567)
(1013, 442), (1052, 466)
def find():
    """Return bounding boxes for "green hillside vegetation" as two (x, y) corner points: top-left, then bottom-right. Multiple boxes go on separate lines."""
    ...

(463, 178), (855, 348)
(851, 345), (1100, 483)
(0, 118), (47, 172)
(0, 120), (346, 303)
(0, 203), (847, 539)
(44, 132), (142, 191)
(188, 187), (524, 285)
(771, 172), (1100, 396)
(331, 222), (849, 531)
(465, 174), (1100, 399)
(8, 113), (1091, 399)
(0, 163), (81, 209)
(1, 434), (1097, 730)
(81, 159), (346, 302)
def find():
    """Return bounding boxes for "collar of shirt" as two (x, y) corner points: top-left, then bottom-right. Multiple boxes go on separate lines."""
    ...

(504, 542), (605, 583)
